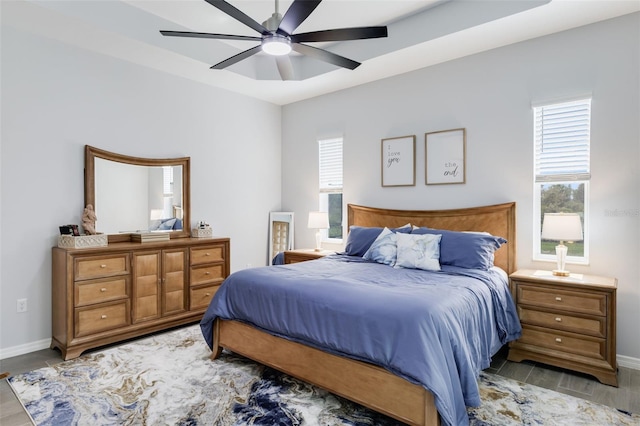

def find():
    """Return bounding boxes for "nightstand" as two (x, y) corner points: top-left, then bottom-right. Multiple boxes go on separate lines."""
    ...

(283, 249), (334, 264)
(508, 269), (618, 386)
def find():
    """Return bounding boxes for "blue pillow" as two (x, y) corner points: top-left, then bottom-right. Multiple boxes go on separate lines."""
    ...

(344, 224), (411, 257)
(173, 218), (183, 230)
(411, 227), (506, 270)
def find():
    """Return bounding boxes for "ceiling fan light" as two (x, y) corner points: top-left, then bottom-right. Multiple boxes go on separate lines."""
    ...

(262, 35), (291, 56)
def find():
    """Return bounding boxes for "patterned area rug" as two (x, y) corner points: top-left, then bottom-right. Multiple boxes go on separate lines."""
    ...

(8, 325), (639, 426)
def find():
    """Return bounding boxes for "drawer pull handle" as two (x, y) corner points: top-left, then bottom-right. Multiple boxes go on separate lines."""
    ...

(100, 288), (107, 292)
(205, 271), (210, 275)
(206, 253), (210, 256)
(555, 317), (562, 322)
(555, 297), (562, 301)
(101, 264), (107, 268)
(555, 337), (562, 343)
(101, 315), (107, 319)
(205, 293), (210, 296)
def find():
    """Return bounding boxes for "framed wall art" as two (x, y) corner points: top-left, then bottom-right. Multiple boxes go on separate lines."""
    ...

(425, 128), (466, 185)
(381, 135), (416, 187)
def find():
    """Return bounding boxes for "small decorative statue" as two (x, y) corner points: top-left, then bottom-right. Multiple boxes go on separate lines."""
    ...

(82, 204), (97, 235)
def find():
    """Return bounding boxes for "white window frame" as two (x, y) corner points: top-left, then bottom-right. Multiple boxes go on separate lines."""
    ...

(532, 97), (591, 265)
(318, 137), (343, 243)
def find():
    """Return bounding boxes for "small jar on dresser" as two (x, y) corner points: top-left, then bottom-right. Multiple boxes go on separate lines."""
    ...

(507, 269), (618, 386)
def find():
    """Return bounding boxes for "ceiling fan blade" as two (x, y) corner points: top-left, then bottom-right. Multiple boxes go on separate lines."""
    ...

(291, 26), (387, 43)
(210, 45), (262, 69)
(278, 0), (322, 35)
(160, 30), (261, 42)
(276, 56), (294, 81)
(204, 0), (269, 35)
(292, 43), (360, 70)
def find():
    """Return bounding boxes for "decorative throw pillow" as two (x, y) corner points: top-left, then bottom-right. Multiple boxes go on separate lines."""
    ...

(411, 227), (506, 270)
(363, 227), (399, 266)
(395, 233), (442, 271)
(344, 224), (411, 257)
(158, 218), (177, 230)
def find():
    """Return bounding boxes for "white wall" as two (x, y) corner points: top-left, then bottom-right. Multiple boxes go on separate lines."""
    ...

(282, 14), (640, 362)
(0, 23), (282, 355)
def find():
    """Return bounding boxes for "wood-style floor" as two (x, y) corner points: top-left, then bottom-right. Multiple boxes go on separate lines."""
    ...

(1, 341), (639, 425)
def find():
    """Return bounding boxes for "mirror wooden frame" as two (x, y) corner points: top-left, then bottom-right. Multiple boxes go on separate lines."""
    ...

(84, 145), (191, 242)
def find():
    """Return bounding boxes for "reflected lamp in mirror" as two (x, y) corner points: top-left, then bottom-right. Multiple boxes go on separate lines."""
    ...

(541, 213), (583, 277)
(308, 211), (329, 252)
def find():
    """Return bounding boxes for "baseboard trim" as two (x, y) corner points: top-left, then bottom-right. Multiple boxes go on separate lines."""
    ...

(618, 355), (640, 370)
(0, 338), (51, 360)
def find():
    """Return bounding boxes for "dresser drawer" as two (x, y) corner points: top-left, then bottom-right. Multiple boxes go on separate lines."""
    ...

(516, 283), (607, 316)
(517, 307), (606, 338)
(75, 277), (129, 307)
(190, 246), (225, 266)
(190, 285), (220, 310)
(74, 301), (130, 337)
(75, 255), (129, 280)
(518, 326), (606, 361)
(190, 264), (225, 286)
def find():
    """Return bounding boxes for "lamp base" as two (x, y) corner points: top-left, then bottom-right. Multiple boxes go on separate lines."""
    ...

(552, 269), (571, 277)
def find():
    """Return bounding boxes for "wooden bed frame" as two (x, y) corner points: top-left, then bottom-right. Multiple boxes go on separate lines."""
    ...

(210, 202), (516, 426)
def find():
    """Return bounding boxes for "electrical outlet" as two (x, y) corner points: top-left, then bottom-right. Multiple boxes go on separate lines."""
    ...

(17, 298), (27, 313)
(245, 263), (253, 269)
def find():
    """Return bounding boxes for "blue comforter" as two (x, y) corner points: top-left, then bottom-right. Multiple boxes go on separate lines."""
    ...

(200, 255), (521, 426)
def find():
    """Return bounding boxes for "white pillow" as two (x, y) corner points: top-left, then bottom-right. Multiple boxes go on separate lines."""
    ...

(363, 227), (398, 266)
(395, 233), (442, 271)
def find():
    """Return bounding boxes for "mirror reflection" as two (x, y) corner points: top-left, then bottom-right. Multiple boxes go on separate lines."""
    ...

(95, 158), (183, 234)
(85, 145), (191, 240)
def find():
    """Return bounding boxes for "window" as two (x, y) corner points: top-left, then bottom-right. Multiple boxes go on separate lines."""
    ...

(533, 98), (590, 263)
(318, 137), (343, 241)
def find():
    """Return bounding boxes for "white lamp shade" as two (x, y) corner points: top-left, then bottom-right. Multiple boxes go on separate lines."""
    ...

(308, 211), (329, 229)
(541, 213), (583, 242)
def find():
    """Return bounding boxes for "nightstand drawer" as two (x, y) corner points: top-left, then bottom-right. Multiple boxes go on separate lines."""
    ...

(516, 284), (607, 316)
(517, 307), (606, 337)
(519, 326), (606, 360)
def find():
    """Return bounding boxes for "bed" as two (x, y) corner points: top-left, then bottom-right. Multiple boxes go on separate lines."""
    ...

(200, 202), (520, 426)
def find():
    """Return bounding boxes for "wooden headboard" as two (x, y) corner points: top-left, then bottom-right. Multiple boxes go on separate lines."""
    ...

(347, 202), (516, 274)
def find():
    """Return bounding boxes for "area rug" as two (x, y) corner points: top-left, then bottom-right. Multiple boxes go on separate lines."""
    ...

(8, 325), (639, 426)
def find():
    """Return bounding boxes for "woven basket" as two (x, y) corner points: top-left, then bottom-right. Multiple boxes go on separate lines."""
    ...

(58, 234), (108, 249)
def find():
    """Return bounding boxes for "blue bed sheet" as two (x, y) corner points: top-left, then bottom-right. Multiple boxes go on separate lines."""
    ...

(200, 254), (521, 426)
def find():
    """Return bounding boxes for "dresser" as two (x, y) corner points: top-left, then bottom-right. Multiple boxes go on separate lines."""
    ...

(508, 269), (617, 386)
(52, 237), (229, 360)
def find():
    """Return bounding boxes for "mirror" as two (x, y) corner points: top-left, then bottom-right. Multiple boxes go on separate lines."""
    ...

(268, 212), (294, 265)
(85, 145), (191, 242)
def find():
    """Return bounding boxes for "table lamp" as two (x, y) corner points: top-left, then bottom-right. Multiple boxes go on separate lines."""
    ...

(541, 213), (583, 276)
(308, 211), (329, 251)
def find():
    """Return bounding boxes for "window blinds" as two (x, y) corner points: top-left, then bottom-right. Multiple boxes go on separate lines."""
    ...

(163, 166), (174, 195)
(534, 98), (591, 182)
(319, 138), (343, 193)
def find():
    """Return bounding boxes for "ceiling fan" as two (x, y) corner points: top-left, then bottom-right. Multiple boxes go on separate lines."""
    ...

(160, 0), (388, 81)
